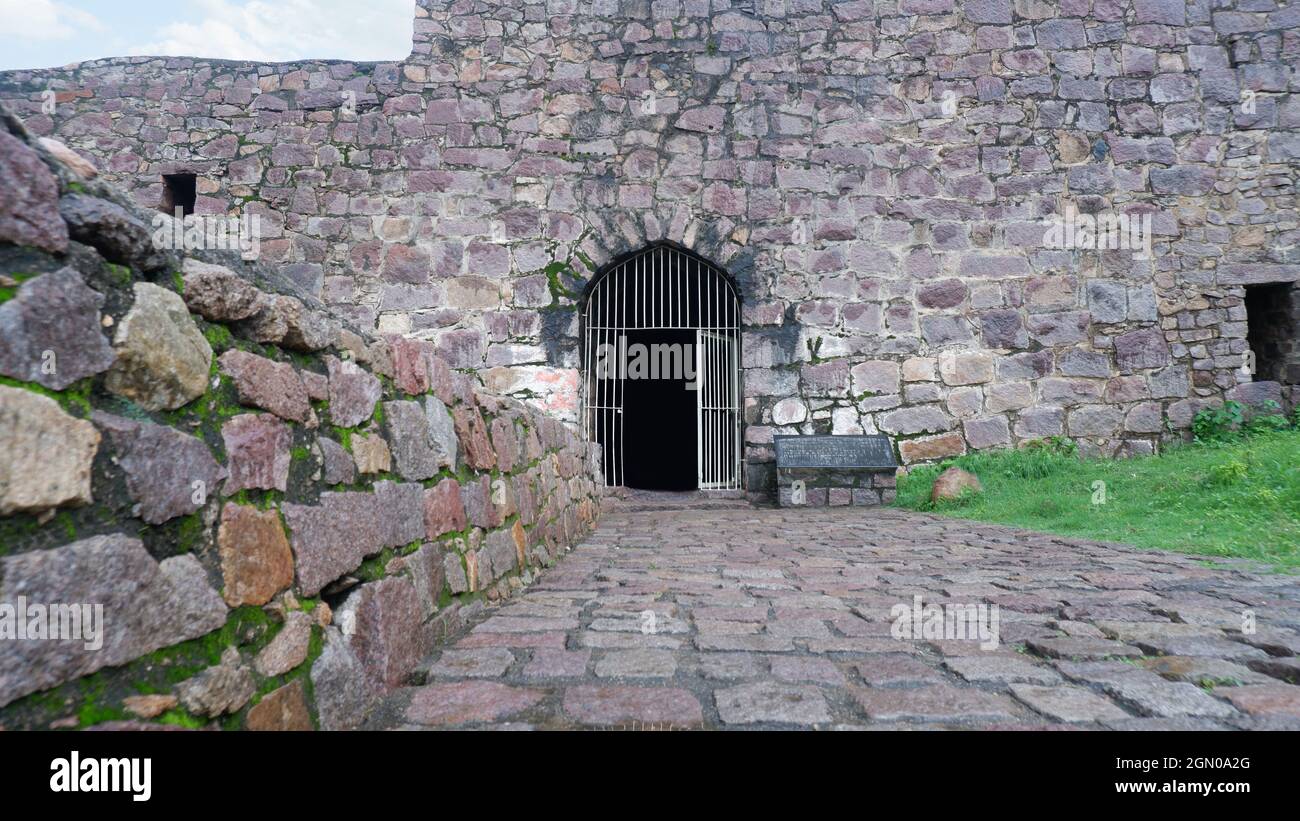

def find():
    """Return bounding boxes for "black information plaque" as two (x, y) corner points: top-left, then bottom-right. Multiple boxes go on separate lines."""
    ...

(774, 434), (897, 469)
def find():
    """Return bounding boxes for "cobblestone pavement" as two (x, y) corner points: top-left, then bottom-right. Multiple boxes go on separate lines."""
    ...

(371, 508), (1300, 730)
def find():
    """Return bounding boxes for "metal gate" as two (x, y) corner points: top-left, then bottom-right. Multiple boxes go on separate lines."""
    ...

(582, 244), (741, 489)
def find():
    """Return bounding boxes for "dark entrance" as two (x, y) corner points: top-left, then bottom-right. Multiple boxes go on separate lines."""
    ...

(161, 173), (197, 216)
(619, 328), (697, 490)
(1245, 282), (1299, 385)
(581, 243), (742, 491)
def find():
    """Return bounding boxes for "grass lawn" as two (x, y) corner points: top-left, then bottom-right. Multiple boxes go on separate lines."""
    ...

(895, 429), (1300, 571)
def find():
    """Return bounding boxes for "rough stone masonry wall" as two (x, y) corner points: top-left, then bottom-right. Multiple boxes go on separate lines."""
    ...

(0, 112), (601, 730)
(0, 0), (1296, 497)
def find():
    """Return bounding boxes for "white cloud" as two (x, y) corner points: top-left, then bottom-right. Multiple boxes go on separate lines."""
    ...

(0, 0), (104, 40)
(130, 0), (413, 63)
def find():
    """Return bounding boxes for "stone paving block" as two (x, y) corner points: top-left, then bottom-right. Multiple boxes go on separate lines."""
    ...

(715, 681), (832, 726)
(853, 684), (1022, 723)
(944, 656), (1062, 685)
(769, 656), (846, 686)
(1220, 685), (1300, 719)
(594, 649), (677, 679)
(1093, 621), (1219, 642)
(1140, 656), (1275, 686)
(1009, 684), (1131, 723)
(428, 648), (516, 679)
(1247, 657), (1300, 684)
(406, 681), (545, 726)
(855, 655), (943, 687)
(1129, 635), (1269, 663)
(1099, 678), (1239, 719)
(1027, 636), (1144, 660)
(562, 686), (703, 728)
(523, 649), (591, 679)
(699, 653), (765, 680)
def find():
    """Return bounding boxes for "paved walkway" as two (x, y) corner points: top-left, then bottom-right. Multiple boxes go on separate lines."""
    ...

(370, 508), (1300, 730)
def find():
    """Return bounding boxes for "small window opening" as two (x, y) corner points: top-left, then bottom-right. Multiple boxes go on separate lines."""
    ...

(1244, 282), (1299, 386)
(161, 173), (197, 217)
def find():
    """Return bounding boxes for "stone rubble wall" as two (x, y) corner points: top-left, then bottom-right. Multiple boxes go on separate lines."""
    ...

(0, 112), (602, 730)
(0, 1), (1296, 498)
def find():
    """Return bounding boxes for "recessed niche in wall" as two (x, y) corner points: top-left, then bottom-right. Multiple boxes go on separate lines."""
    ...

(1244, 282), (1299, 385)
(161, 173), (197, 217)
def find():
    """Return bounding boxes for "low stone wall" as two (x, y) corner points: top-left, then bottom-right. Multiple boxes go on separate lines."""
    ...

(776, 467), (898, 508)
(0, 111), (602, 730)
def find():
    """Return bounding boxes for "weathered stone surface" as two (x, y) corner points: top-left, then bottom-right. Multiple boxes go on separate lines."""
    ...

(177, 646), (255, 717)
(283, 491), (385, 596)
(221, 413), (291, 494)
(122, 694), (177, 719)
(594, 648), (677, 679)
(1114, 327), (1171, 372)
(60, 192), (170, 270)
(1028, 637), (1143, 660)
(0, 385), (99, 516)
(311, 627), (378, 730)
(403, 541), (447, 621)
(524, 648), (591, 679)
(898, 432), (966, 463)
(106, 282), (212, 411)
(0, 267), (115, 389)
(239, 294), (334, 352)
(1099, 677), (1238, 719)
(255, 610), (314, 677)
(384, 396), (456, 480)
(326, 355), (381, 427)
(0, 129), (68, 253)
(219, 349), (314, 424)
(406, 681), (544, 726)
(1139, 656), (1275, 686)
(0, 535), (227, 706)
(562, 685), (704, 727)
(318, 436), (356, 485)
(338, 576), (431, 689)
(460, 474), (500, 529)
(180, 259), (267, 322)
(217, 503), (293, 607)
(944, 656), (1061, 685)
(1220, 685), (1300, 719)
(37, 137), (97, 178)
(1009, 684), (1130, 723)
(424, 477), (466, 539)
(245, 679), (313, 731)
(930, 466), (982, 503)
(853, 684), (1021, 722)
(429, 647), (515, 678)
(94, 411), (227, 524)
(453, 406), (497, 470)
(855, 654), (941, 687)
(351, 431), (391, 474)
(715, 681), (832, 725)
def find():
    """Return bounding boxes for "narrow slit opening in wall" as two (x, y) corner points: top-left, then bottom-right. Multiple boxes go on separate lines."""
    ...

(161, 173), (197, 217)
(1244, 282), (1299, 386)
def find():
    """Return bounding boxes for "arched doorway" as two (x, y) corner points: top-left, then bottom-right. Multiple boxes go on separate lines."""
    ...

(582, 243), (742, 490)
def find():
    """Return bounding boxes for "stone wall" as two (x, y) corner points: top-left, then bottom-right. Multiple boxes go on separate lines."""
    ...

(0, 0), (1296, 498)
(0, 112), (602, 730)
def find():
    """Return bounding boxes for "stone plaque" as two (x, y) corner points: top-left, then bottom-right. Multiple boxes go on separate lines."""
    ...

(773, 434), (897, 469)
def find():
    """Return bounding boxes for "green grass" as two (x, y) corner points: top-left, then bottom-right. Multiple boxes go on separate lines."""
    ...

(896, 430), (1300, 570)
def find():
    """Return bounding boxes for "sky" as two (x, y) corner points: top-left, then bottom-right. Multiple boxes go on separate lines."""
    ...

(0, 0), (415, 70)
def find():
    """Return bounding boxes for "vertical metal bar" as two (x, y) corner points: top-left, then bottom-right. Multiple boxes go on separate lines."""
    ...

(601, 274), (608, 486)
(615, 261), (622, 488)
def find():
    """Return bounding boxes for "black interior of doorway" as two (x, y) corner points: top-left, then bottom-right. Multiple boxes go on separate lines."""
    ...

(620, 328), (697, 490)
(1245, 282), (1297, 384)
